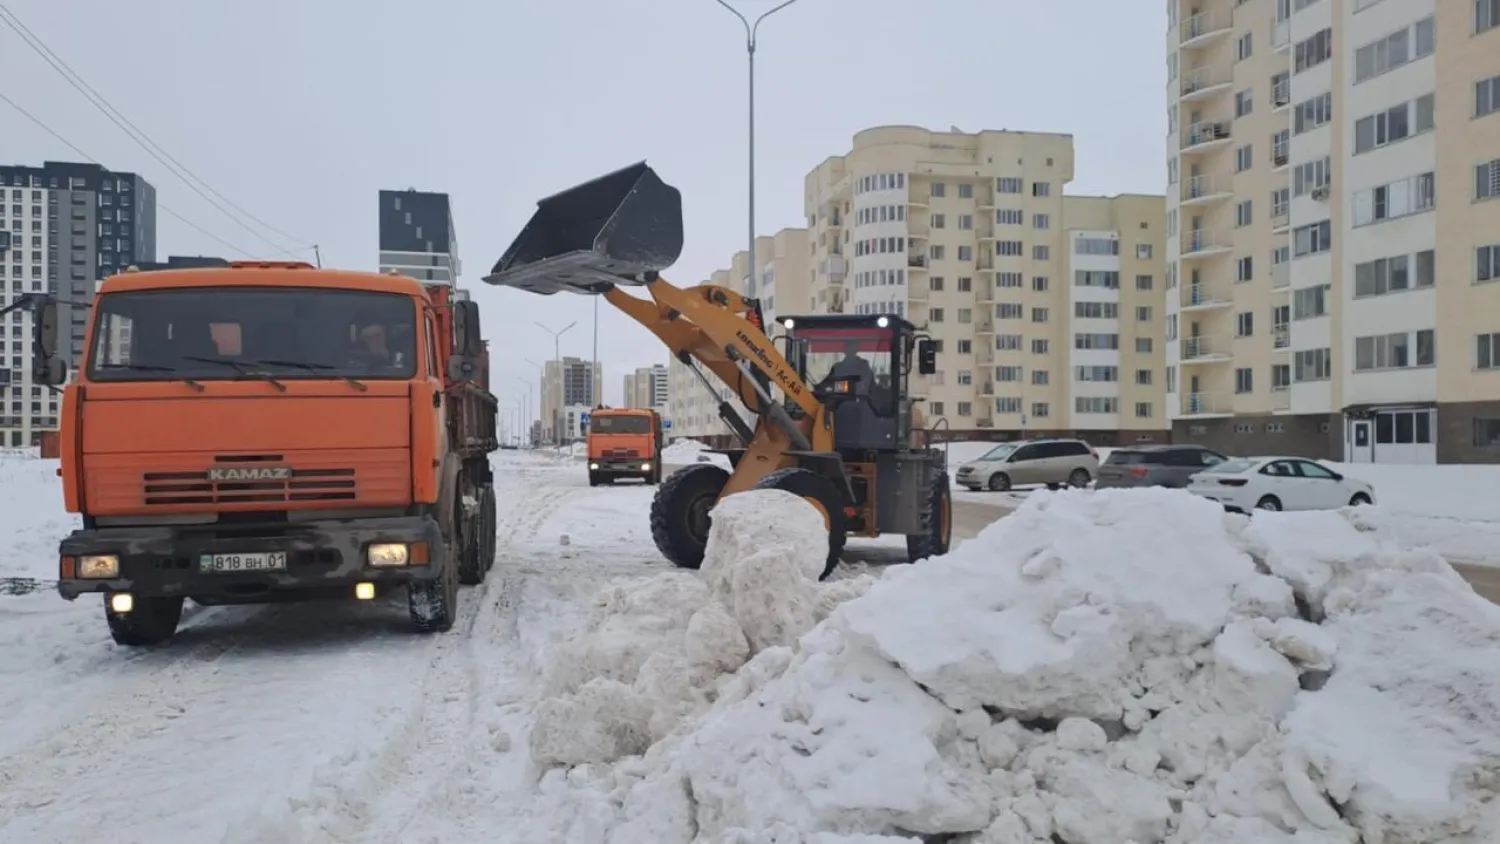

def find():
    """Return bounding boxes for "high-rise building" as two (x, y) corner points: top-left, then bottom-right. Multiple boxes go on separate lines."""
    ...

(1165, 0), (1500, 463)
(378, 189), (459, 284)
(623, 364), (669, 412)
(133, 255), (228, 272)
(802, 126), (1168, 443)
(540, 356), (602, 442)
(0, 161), (157, 446)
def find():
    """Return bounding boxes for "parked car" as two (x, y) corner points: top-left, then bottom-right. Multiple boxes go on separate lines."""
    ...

(955, 438), (1099, 492)
(1186, 456), (1375, 512)
(1096, 444), (1229, 489)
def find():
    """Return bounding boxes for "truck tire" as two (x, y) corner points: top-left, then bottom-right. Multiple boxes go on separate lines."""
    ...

(650, 463), (730, 570)
(479, 483), (498, 573)
(905, 470), (952, 563)
(648, 459), (663, 485)
(752, 467), (847, 580)
(105, 595), (184, 647)
(456, 483), (487, 586)
(408, 559), (458, 633)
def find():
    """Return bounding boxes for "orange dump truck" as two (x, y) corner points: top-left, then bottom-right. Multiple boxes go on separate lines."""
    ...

(586, 407), (663, 486)
(29, 261), (499, 646)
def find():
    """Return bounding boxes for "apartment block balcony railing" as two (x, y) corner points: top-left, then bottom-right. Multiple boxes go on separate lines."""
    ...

(1183, 391), (1233, 415)
(1180, 121), (1232, 151)
(1180, 67), (1232, 100)
(1180, 10), (1232, 46)
(1185, 283), (1232, 308)
(1182, 337), (1230, 360)
(1273, 324), (1290, 349)
(1182, 174), (1231, 203)
(1181, 229), (1232, 256)
(1271, 388), (1292, 411)
(1273, 263), (1291, 289)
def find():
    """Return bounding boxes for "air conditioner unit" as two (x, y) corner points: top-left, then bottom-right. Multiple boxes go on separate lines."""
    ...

(1311, 186), (1329, 201)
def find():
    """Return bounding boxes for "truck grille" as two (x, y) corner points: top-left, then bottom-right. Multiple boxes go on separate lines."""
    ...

(601, 448), (640, 459)
(142, 454), (357, 506)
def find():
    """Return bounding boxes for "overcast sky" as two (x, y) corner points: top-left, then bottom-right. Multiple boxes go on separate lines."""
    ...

(3, 0), (1164, 412)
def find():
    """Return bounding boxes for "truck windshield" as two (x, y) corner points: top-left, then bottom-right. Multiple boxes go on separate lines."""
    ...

(591, 415), (651, 434)
(87, 287), (419, 382)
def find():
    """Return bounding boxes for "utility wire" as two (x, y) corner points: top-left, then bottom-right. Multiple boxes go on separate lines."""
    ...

(0, 90), (260, 259)
(0, 3), (313, 258)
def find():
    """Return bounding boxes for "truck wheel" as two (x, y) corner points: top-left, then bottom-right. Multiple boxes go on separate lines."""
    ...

(647, 460), (663, 485)
(588, 472), (600, 487)
(105, 595), (184, 647)
(479, 483), (498, 573)
(456, 485), (486, 586)
(906, 470), (952, 563)
(752, 467), (847, 580)
(409, 555), (459, 633)
(650, 463), (730, 570)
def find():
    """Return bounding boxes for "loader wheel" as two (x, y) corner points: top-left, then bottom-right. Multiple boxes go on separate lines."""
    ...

(409, 552), (459, 633)
(650, 463), (731, 570)
(906, 470), (952, 563)
(752, 467), (847, 580)
(105, 595), (184, 647)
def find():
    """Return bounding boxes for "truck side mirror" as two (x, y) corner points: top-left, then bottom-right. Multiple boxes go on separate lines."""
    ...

(451, 300), (484, 359)
(35, 355), (68, 387)
(916, 338), (937, 375)
(33, 296), (59, 359)
(447, 355), (479, 383)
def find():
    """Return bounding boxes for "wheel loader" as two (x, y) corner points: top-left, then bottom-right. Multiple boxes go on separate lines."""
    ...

(484, 162), (952, 578)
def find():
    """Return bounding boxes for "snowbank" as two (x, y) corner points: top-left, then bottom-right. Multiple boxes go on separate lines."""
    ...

(0, 451), (80, 580)
(522, 488), (1500, 843)
(662, 439), (731, 469)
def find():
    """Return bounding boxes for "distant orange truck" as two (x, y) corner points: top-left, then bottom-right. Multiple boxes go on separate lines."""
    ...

(586, 407), (663, 486)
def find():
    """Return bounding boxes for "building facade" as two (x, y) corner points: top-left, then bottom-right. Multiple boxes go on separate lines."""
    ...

(802, 126), (1169, 443)
(623, 364), (669, 412)
(0, 161), (157, 446)
(540, 356), (602, 443)
(378, 189), (459, 284)
(1165, 0), (1500, 463)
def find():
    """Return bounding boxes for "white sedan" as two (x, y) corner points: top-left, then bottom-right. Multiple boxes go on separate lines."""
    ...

(1186, 456), (1376, 513)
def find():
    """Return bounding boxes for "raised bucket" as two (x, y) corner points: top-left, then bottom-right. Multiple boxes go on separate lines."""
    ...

(484, 161), (684, 295)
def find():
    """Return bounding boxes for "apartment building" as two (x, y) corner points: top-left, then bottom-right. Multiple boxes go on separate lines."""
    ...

(1165, 0), (1500, 463)
(378, 189), (459, 284)
(666, 228), (811, 441)
(540, 356), (602, 443)
(622, 363), (669, 411)
(0, 161), (157, 447)
(802, 126), (1168, 442)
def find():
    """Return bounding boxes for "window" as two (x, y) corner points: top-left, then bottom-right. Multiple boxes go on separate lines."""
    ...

(1032, 182), (1051, 197)
(930, 182), (946, 197)
(958, 183), (973, 199)
(996, 177), (1023, 194)
(1074, 333), (1119, 350)
(957, 370), (972, 385)
(1353, 95), (1435, 154)
(996, 365), (1022, 382)
(1482, 0), (1500, 34)
(1354, 330), (1434, 370)
(1294, 348), (1332, 381)
(956, 401), (971, 417)
(1075, 397), (1118, 414)
(1032, 276), (1049, 292)
(1478, 159), (1500, 201)
(1136, 244), (1153, 260)
(1479, 244), (1500, 282)
(1137, 306), (1153, 322)
(1293, 156), (1331, 197)
(1074, 301), (1118, 319)
(1032, 245), (1050, 261)
(1031, 369), (1049, 385)
(1134, 402), (1153, 419)
(1293, 93), (1333, 134)
(1480, 75), (1500, 119)
(1135, 274), (1153, 290)
(1032, 307), (1049, 323)
(1236, 312), (1254, 336)
(930, 276), (945, 292)
(1353, 171), (1436, 226)
(931, 213), (946, 229)
(1031, 402), (1050, 419)
(1354, 16), (1435, 84)
(995, 397), (1022, 414)
(957, 307), (973, 324)
(1033, 214), (1050, 229)
(1074, 237), (1119, 256)
(958, 276), (973, 292)
(1075, 365), (1118, 382)
(1293, 220), (1332, 257)
(1235, 368), (1253, 394)
(1237, 32), (1253, 60)
(996, 303), (1023, 319)
(1031, 338), (1049, 354)
(1235, 145), (1254, 172)
(1478, 332), (1500, 370)
(997, 241), (1023, 256)
(1074, 270), (1120, 288)
(996, 334), (1022, 350)
(1235, 89), (1253, 117)
(958, 214), (974, 230)
(1236, 255), (1254, 282)
(1136, 337), (1153, 353)
(930, 245), (945, 260)
(930, 401), (944, 416)
(929, 307), (944, 323)
(1236, 200), (1253, 227)
(1294, 28), (1332, 74)
(1135, 369), (1153, 385)
(1354, 251), (1435, 296)
(1293, 284), (1331, 319)
(996, 209), (1023, 225)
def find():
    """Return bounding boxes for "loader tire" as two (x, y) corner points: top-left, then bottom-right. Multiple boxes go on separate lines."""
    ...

(650, 463), (730, 570)
(752, 467), (847, 580)
(409, 552), (459, 633)
(906, 470), (953, 563)
(105, 595), (184, 647)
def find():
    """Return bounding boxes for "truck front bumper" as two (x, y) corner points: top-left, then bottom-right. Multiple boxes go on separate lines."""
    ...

(56, 515), (445, 602)
(589, 460), (653, 476)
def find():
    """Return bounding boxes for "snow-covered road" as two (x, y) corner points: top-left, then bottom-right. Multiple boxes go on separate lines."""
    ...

(0, 450), (668, 843)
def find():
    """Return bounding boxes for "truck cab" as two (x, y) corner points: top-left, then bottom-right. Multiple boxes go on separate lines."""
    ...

(586, 407), (663, 485)
(32, 261), (499, 645)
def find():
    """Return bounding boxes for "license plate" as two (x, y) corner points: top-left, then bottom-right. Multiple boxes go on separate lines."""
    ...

(198, 552), (288, 573)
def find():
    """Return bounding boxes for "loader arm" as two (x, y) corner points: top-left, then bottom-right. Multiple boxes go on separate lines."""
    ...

(604, 279), (834, 496)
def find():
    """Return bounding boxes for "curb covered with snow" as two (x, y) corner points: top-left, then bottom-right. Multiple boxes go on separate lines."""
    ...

(519, 487), (1500, 843)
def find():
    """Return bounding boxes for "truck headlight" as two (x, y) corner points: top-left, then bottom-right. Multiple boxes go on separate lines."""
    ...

(641, 463), (651, 471)
(78, 554), (119, 579)
(367, 543), (409, 567)
(589, 462), (600, 470)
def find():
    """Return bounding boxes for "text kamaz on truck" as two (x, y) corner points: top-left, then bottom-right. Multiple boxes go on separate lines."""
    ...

(30, 262), (499, 646)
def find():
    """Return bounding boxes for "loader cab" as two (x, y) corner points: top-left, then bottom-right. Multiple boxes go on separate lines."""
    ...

(780, 314), (933, 453)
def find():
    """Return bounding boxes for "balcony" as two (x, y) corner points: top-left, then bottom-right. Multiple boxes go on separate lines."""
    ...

(1273, 263), (1291, 289)
(907, 253), (927, 269)
(1181, 337), (1232, 363)
(1183, 283), (1233, 310)
(1181, 174), (1232, 206)
(1180, 67), (1233, 102)
(1180, 10), (1232, 48)
(1271, 147), (1289, 169)
(907, 190), (930, 208)
(1271, 389), (1292, 412)
(1272, 18), (1290, 50)
(1272, 79), (1291, 109)
(974, 318), (995, 334)
(978, 382), (995, 396)
(1180, 229), (1233, 258)
(1273, 324), (1290, 349)
(1180, 121), (1233, 153)
(1182, 391), (1233, 417)
(1271, 207), (1290, 231)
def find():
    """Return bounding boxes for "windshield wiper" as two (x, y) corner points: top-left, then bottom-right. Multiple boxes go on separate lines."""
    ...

(98, 363), (205, 391)
(254, 359), (368, 391)
(180, 355), (287, 392)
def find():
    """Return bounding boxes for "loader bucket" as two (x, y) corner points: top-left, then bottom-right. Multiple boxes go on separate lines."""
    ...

(484, 161), (683, 295)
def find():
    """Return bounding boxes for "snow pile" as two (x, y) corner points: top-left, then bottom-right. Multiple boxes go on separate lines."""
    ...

(527, 489), (875, 769)
(0, 450), (80, 581)
(661, 439), (731, 469)
(523, 488), (1500, 843)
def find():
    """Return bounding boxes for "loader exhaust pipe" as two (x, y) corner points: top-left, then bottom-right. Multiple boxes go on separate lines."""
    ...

(483, 161), (684, 295)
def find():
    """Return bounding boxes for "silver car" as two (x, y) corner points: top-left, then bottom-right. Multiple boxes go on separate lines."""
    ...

(955, 439), (1099, 492)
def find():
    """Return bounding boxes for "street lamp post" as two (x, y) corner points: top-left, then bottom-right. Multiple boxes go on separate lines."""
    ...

(533, 322), (576, 443)
(712, 0), (804, 294)
(513, 377), (533, 447)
